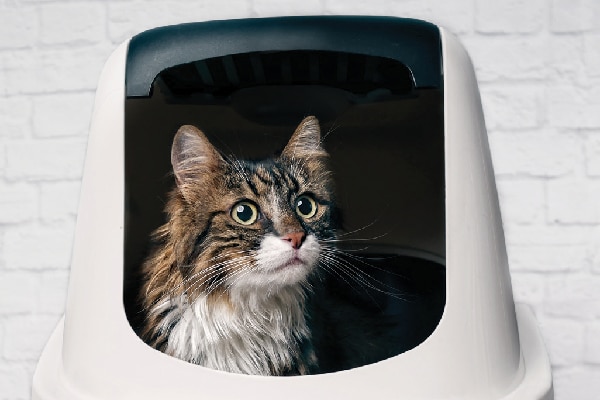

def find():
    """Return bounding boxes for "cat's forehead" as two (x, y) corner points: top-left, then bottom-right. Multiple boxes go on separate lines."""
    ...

(224, 159), (301, 193)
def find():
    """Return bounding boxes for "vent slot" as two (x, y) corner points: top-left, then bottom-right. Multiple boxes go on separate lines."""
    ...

(158, 50), (415, 100)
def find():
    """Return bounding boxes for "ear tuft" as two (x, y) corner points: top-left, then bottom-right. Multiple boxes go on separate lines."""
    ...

(171, 125), (223, 191)
(281, 116), (327, 160)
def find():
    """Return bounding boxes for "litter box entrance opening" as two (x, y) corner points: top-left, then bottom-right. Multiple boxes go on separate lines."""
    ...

(123, 48), (445, 373)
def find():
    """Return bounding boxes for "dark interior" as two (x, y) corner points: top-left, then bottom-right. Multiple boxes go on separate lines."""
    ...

(123, 48), (446, 371)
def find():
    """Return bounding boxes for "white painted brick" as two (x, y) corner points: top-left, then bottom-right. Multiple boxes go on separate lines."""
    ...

(0, 229), (7, 269)
(496, 179), (545, 224)
(108, 1), (165, 44)
(585, 134), (600, 176)
(324, 0), (393, 16)
(316, 0), (475, 34)
(476, 0), (544, 34)
(0, 182), (38, 224)
(0, 272), (39, 314)
(488, 131), (582, 177)
(40, 181), (81, 222)
(0, 364), (32, 400)
(3, 45), (113, 95)
(253, 0), (324, 16)
(2, 222), (75, 270)
(550, 0), (595, 33)
(508, 244), (587, 272)
(503, 224), (595, 247)
(412, 0), (475, 35)
(0, 143), (6, 176)
(40, 2), (106, 46)
(0, 50), (31, 95)
(33, 92), (94, 138)
(38, 270), (69, 314)
(584, 323), (600, 364)
(547, 35), (585, 82)
(0, 96), (33, 139)
(554, 368), (600, 400)
(544, 274), (600, 319)
(480, 85), (542, 131)
(538, 317), (584, 366)
(547, 178), (600, 224)
(0, 4), (38, 49)
(205, 0), (254, 20)
(462, 36), (548, 82)
(547, 85), (600, 129)
(510, 272), (545, 304)
(2, 315), (60, 361)
(5, 138), (87, 181)
(0, 66), (6, 97)
(108, 1), (253, 44)
(39, 45), (113, 92)
(584, 33), (600, 78)
(590, 227), (600, 275)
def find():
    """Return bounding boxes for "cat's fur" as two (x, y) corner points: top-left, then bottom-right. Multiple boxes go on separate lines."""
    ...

(140, 116), (335, 375)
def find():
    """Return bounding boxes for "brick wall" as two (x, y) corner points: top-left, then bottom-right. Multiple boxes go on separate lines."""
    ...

(0, 1), (598, 399)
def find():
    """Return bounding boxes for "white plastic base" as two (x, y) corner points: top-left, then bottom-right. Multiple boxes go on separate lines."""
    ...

(32, 304), (552, 400)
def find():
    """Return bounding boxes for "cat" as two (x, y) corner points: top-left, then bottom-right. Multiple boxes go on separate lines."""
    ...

(140, 116), (336, 375)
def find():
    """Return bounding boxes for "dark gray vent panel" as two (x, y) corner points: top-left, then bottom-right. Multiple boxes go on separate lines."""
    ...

(125, 16), (441, 98)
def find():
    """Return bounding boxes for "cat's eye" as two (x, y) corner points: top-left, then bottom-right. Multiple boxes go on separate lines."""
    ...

(296, 195), (317, 219)
(231, 201), (259, 225)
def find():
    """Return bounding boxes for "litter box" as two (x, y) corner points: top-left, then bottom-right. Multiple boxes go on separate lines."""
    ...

(32, 16), (553, 399)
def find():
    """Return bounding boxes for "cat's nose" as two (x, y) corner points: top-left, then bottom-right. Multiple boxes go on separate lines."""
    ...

(282, 232), (306, 249)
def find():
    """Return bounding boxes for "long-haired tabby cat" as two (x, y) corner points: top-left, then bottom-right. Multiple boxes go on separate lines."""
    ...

(141, 116), (336, 375)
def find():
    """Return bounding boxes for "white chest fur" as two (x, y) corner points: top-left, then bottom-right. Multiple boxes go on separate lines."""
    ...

(153, 285), (312, 375)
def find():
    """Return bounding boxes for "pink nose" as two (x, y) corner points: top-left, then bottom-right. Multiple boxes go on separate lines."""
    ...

(282, 232), (306, 249)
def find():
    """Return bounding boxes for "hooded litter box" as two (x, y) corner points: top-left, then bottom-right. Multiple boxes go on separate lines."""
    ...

(33, 16), (553, 399)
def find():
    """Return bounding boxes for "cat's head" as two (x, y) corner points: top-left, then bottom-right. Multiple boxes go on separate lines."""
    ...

(167, 116), (335, 299)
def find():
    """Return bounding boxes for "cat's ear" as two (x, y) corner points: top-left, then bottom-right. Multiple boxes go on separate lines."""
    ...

(281, 116), (328, 161)
(171, 125), (224, 193)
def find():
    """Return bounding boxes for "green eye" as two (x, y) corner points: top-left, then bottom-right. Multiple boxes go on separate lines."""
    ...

(231, 201), (259, 225)
(296, 195), (317, 219)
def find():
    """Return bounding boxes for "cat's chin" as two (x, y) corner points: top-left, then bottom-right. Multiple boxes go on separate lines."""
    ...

(267, 259), (313, 282)
(269, 255), (306, 272)
(232, 259), (314, 291)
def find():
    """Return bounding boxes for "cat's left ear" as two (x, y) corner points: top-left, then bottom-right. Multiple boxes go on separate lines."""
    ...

(281, 116), (328, 161)
(171, 125), (225, 198)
